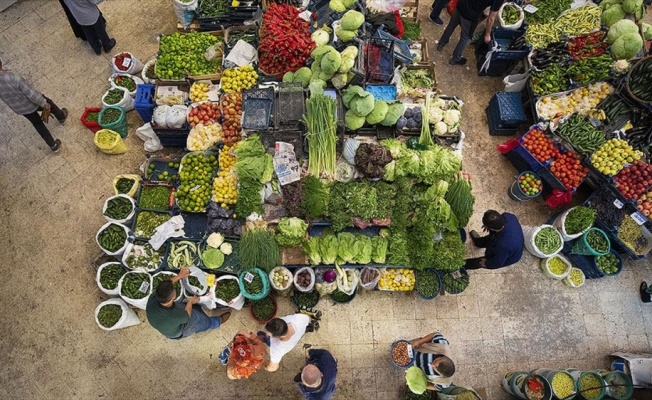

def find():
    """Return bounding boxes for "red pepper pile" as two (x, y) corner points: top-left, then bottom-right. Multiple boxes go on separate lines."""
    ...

(258, 3), (315, 77)
(113, 53), (133, 72)
(567, 31), (608, 60)
(549, 150), (588, 190)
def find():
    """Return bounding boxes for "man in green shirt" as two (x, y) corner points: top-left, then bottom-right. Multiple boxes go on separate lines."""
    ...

(146, 268), (231, 339)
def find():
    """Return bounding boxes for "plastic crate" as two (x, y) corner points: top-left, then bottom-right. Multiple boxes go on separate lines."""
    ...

(487, 106), (519, 136)
(476, 50), (517, 77)
(365, 84), (397, 101)
(275, 83), (305, 129)
(180, 212), (209, 239)
(136, 183), (176, 211)
(366, 38), (395, 84)
(143, 156), (181, 182)
(563, 243), (604, 279)
(491, 27), (531, 61)
(260, 130), (305, 156)
(134, 84), (156, 124)
(131, 209), (174, 241)
(243, 97), (273, 130)
(488, 92), (527, 126)
(156, 131), (190, 147)
(369, 23), (416, 65)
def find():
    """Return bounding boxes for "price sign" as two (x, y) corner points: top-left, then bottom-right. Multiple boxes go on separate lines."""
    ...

(139, 281), (150, 293)
(206, 274), (215, 287)
(244, 272), (255, 283)
(451, 270), (462, 279)
(407, 344), (414, 359)
(613, 199), (624, 209)
(631, 212), (647, 226)
(121, 58), (132, 69)
(524, 4), (538, 13)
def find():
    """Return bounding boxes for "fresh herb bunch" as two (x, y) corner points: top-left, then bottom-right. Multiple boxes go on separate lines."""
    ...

(301, 176), (329, 220)
(564, 206), (596, 235)
(238, 225), (281, 272)
(431, 232), (466, 272)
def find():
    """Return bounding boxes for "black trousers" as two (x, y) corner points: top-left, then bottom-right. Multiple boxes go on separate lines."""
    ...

(430, 0), (450, 19)
(22, 98), (65, 147)
(464, 233), (494, 270)
(81, 16), (111, 53)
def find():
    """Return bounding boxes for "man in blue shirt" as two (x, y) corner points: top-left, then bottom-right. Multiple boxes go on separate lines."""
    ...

(295, 348), (338, 400)
(465, 210), (524, 270)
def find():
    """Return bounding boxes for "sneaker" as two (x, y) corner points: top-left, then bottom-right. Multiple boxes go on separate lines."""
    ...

(428, 14), (444, 25)
(219, 312), (232, 324)
(449, 57), (467, 65)
(436, 43), (445, 52)
(58, 108), (68, 124)
(104, 38), (116, 53)
(640, 282), (651, 303)
(92, 47), (102, 55)
(50, 139), (61, 153)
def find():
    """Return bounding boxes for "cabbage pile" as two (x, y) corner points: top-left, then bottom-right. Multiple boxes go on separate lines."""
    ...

(607, 19), (644, 60)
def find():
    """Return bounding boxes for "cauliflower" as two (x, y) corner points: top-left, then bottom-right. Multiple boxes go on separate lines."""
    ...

(429, 106), (444, 124)
(219, 242), (232, 255)
(612, 59), (630, 74)
(432, 97), (447, 109)
(443, 109), (461, 126)
(434, 121), (448, 135)
(207, 232), (225, 248)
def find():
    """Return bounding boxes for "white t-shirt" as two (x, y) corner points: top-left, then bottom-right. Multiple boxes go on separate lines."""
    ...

(269, 314), (310, 363)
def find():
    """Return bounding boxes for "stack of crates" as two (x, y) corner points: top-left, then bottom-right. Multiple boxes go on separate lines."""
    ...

(134, 84), (155, 124)
(486, 92), (527, 136)
(476, 27), (530, 77)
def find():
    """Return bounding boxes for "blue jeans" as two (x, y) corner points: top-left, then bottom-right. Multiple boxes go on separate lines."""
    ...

(439, 10), (477, 61)
(172, 306), (221, 339)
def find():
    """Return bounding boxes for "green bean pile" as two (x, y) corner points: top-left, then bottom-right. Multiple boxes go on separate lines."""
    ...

(98, 224), (127, 252)
(97, 304), (122, 328)
(534, 227), (562, 255)
(120, 272), (151, 299)
(99, 263), (125, 290)
(103, 196), (133, 220)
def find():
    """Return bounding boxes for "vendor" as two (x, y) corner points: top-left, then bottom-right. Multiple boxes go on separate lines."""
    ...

(465, 210), (524, 270)
(146, 268), (231, 339)
(409, 332), (456, 391)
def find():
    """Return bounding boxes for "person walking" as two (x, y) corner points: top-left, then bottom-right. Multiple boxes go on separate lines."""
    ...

(429, 0), (450, 25)
(264, 313), (313, 372)
(225, 330), (268, 380)
(408, 331), (456, 391)
(295, 347), (338, 400)
(62, 0), (116, 55)
(437, 0), (505, 65)
(146, 267), (231, 339)
(465, 210), (524, 270)
(0, 59), (67, 152)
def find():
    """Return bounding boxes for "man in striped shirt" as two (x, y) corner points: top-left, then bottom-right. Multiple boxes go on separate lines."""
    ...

(409, 331), (456, 391)
(0, 59), (67, 152)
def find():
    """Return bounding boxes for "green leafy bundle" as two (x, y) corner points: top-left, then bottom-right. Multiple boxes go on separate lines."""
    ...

(444, 175), (475, 228)
(431, 232), (466, 272)
(301, 176), (330, 220)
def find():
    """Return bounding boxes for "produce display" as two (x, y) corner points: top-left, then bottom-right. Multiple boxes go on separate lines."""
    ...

(525, 0), (572, 24)
(157, 32), (222, 80)
(214, 279), (240, 302)
(597, 95), (634, 124)
(276, 217), (308, 247)
(115, 178), (135, 194)
(97, 304), (122, 328)
(168, 241), (200, 269)
(139, 185), (172, 210)
(238, 223), (281, 272)
(529, 42), (570, 71)
(415, 269), (439, 298)
(614, 161), (652, 201)
(522, 128), (556, 163)
(590, 139), (643, 176)
(111, 75), (136, 92)
(187, 123), (222, 151)
(566, 54), (612, 86)
(550, 372), (575, 399)
(546, 256), (569, 275)
(391, 340), (412, 367)
(618, 216), (649, 254)
(113, 53), (135, 72)
(134, 211), (171, 238)
(606, 19), (644, 61)
(549, 150), (588, 191)
(144, 61), (156, 80)
(531, 64), (569, 96)
(103, 89), (124, 105)
(251, 297), (276, 321)
(330, 288), (355, 302)
(197, 0), (227, 18)
(212, 144), (238, 209)
(220, 92), (243, 144)
(176, 153), (218, 212)
(294, 269), (313, 290)
(567, 31), (608, 60)
(100, 108), (122, 124)
(190, 82), (211, 102)
(578, 373), (603, 399)
(536, 82), (613, 122)
(305, 94), (338, 178)
(564, 206), (596, 235)
(378, 268), (415, 291)
(120, 272), (151, 300)
(103, 196), (133, 220)
(124, 242), (165, 270)
(524, 376), (546, 400)
(221, 66), (258, 93)
(557, 114), (605, 155)
(99, 264), (125, 290)
(535, 227), (562, 255)
(401, 19), (421, 41)
(97, 224), (127, 253)
(187, 102), (222, 127)
(293, 289), (320, 308)
(501, 4), (521, 25)
(517, 172), (542, 197)
(596, 252), (619, 274)
(400, 69), (436, 97)
(566, 268), (585, 286)
(86, 111), (99, 122)
(145, 160), (178, 183)
(629, 58), (652, 102)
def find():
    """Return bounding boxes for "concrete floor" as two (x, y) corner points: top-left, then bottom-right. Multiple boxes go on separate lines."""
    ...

(0, 1), (651, 399)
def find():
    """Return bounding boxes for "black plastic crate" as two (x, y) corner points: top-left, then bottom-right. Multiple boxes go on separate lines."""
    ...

(243, 98), (273, 130)
(244, 87), (275, 101)
(156, 130), (189, 147)
(275, 83), (305, 129)
(143, 156), (181, 182)
(476, 51), (517, 77)
(487, 106), (519, 136)
(365, 38), (394, 84)
(180, 212), (209, 239)
(491, 27), (531, 61)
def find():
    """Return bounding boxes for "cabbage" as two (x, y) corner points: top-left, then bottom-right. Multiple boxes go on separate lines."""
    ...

(319, 71), (335, 81)
(350, 91), (375, 117)
(600, 0), (621, 11)
(276, 217), (309, 246)
(380, 102), (405, 126)
(341, 0), (356, 8)
(341, 10), (364, 30)
(611, 32), (643, 60)
(332, 72), (349, 89)
(406, 366), (428, 395)
(335, 27), (357, 42)
(311, 45), (336, 63)
(321, 49), (342, 75)
(366, 100), (389, 125)
(602, 4), (625, 27)
(642, 23), (652, 40)
(282, 71), (295, 82)
(329, 0), (346, 12)
(309, 80), (327, 96)
(338, 56), (355, 73)
(293, 67), (312, 88)
(607, 19), (639, 44)
(622, 0), (642, 14)
(345, 110), (366, 130)
(341, 45), (359, 60)
(311, 29), (330, 46)
(319, 235), (339, 264)
(342, 85), (365, 108)
(202, 248), (225, 269)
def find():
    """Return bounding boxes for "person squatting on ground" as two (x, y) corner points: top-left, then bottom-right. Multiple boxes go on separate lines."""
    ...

(146, 267), (231, 339)
(226, 330), (268, 380)
(295, 347), (338, 400)
(264, 313), (314, 372)
(437, 0), (505, 65)
(409, 331), (456, 391)
(62, 0), (116, 55)
(465, 210), (524, 270)
(0, 59), (67, 152)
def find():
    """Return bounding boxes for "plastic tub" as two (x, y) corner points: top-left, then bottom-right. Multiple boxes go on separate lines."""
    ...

(508, 171), (542, 201)
(249, 295), (278, 324)
(390, 340), (414, 369)
(99, 106), (128, 138)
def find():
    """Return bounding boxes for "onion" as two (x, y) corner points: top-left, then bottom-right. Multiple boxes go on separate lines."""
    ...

(323, 269), (336, 283)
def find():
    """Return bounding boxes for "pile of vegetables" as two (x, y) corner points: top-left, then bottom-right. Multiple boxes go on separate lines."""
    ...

(526, 4), (600, 48)
(334, 10), (365, 43)
(97, 304), (122, 328)
(146, 161), (179, 182)
(628, 58), (652, 102)
(304, 94), (338, 179)
(157, 32), (221, 80)
(168, 240), (200, 269)
(567, 31), (608, 60)
(202, 233), (232, 269)
(530, 42), (570, 71)
(214, 278), (240, 302)
(400, 69), (436, 98)
(303, 231), (389, 266)
(176, 153), (217, 212)
(431, 232), (466, 272)
(578, 372), (603, 400)
(221, 65), (258, 93)
(525, 0), (572, 24)
(297, 44), (361, 90)
(567, 54), (612, 86)
(97, 224), (127, 253)
(444, 174), (474, 228)
(124, 242), (164, 271)
(354, 143), (393, 178)
(259, 4), (314, 76)
(401, 19), (421, 41)
(301, 176), (330, 220)
(120, 272), (151, 300)
(251, 297), (276, 322)
(545, 256), (570, 276)
(550, 372), (575, 399)
(207, 201), (242, 236)
(330, 287), (355, 302)
(187, 102), (221, 128)
(549, 150), (588, 191)
(428, 96), (461, 136)
(557, 113), (606, 154)
(134, 211), (171, 238)
(234, 135), (273, 217)
(517, 172), (542, 197)
(564, 206), (596, 235)
(397, 106), (423, 132)
(415, 269), (439, 298)
(99, 263), (125, 291)
(601, 0), (647, 28)
(238, 222), (281, 272)
(607, 19), (644, 60)
(103, 89), (124, 105)
(328, 0), (358, 12)
(378, 268), (415, 291)
(441, 269), (469, 294)
(572, 229), (610, 254)
(537, 82), (613, 122)
(501, 4), (521, 25)
(596, 252), (619, 274)
(587, 187), (627, 227)
(270, 267), (292, 290)
(103, 196), (133, 220)
(618, 216), (649, 254)
(342, 86), (402, 131)
(531, 64), (570, 96)
(293, 289), (320, 307)
(295, 269), (314, 289)
(187, 123), (222, 152)
(597, 95), (634, 124)
(139, 185), (172, 210)
(534, 227), (563, 255)
(243, 273), (264, 296)
(100, 108), (122, 125)
(276, 217), (308, 246)
(152, 273), (181, 298)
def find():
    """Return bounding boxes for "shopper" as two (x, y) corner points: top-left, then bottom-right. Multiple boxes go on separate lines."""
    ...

(408, 331), (456, 391)
(264, 313), (312, 372)
(437, 0), (505, 65)
(146, 268), (231, 339)
(429, 0), (450, 25)
(62, 0), (116, 55)
(226, 330), (268, 380)
(465, 210), (524, 270)
(0, 59), (67, 152)
(295, 348), (338, 400)
(640, 282), (652, 303)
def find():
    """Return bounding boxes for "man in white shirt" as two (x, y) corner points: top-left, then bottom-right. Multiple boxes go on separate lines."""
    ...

(264, 313), (311, 372)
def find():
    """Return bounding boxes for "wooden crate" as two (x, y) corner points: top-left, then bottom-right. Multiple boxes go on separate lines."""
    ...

(176, 19), (202, 32)
(409, 38), (429, 64)
(405, 61), (437, 90)
(400, 0), (421, 22)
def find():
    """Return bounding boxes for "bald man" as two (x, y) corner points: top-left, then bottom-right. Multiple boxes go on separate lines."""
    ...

(294, 348), (338, 400)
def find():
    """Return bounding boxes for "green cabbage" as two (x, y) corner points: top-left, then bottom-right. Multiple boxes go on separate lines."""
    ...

(642, 23), (652, 40)
(321, 49), (342, 75)
(341, 0), (356, 8)
(602, 4), (625, 27)
(319, 235), (339, 264)
(380, 102), (404, 126)
(332, 72), (348, 89)
(311, 29), (330, 46)
(276, 217), (308, 246)
(341, 10), (364, 30)
(341, 45), (359, 59)
(607, 19), (639, 44)
(371, 235), (388, 263)
(342, 85), (365, 108)
(366, 100), (388, 125)
(350, 91), (375, 116)
(345, 110), (365, 130)
(338, 56), (355, 73)
(309, 79), (327, 97)
(329, 0), (346, 12)
(319, 71), (335, 81)
(611, 32), (643, 60)
(406, 366), (428, 395)
(336, 232), (358, 263)
(293, 67), (312, 88)
(311, 45), (336, 63)
(622, 0), (642, 14)
(282, 71), (295, 82)
(335, 26), (357, 42)
(202, 248), (225, 269)
(600, 0), (621, 11)
(303, 237), (321, 265)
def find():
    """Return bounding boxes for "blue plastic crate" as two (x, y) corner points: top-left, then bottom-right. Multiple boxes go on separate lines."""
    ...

(491, 27), (531, 61)
(487, 106), (519, 136)
(135, 84), (155, 124)
(365, 84), (397, 101)
(562, 241), (603, 279)
(488, 92), (527, 126)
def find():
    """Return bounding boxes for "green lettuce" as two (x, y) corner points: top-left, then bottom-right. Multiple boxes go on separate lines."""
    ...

(371, 236), (388, 264)
(431, 232), (466, 272)
(319, 235), (339, 265)
(336, 232), (358, 263)
(303, 236), (321, 265)
(276, 217), (308, 247)
(351, 235), (372, 264)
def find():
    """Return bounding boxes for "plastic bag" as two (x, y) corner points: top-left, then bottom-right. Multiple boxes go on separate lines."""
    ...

(94, 129), (128, 154)
(546, 189), (573, 208)
(102, 86), (135, 111)
(269, 266), (293, 296)
(96, 262), (125, 296)
(112, 174), (141, 197)
(336, 267), (359, 295)
(141, 58), (156, 84)
(497, 3), (525, 30)
(367, 0), (406, 12)
(496, 138), (519, 154)
(166, 105), (188, 129)
(136, 123), (164, 152)
(204, 42), (224, 62)
(343, 138), (361, 165)
(102, 194), (136, 224)
(109, 73), (144, 97)
(523, 224), (563, 258)
(504, 72), (529, 92)
(358, 267), (381, 290)
(173, 0), (198, 29)
(181, 266), (209, 296)
(153, 105), (169, 127)
(214, 275), (245, 310)
(447, 0), (459, 15)
(117, 271), (153, 310)
(111, 52), (144, 75)
(293, 266), (316, 293)
(94, 298), (141, 331)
